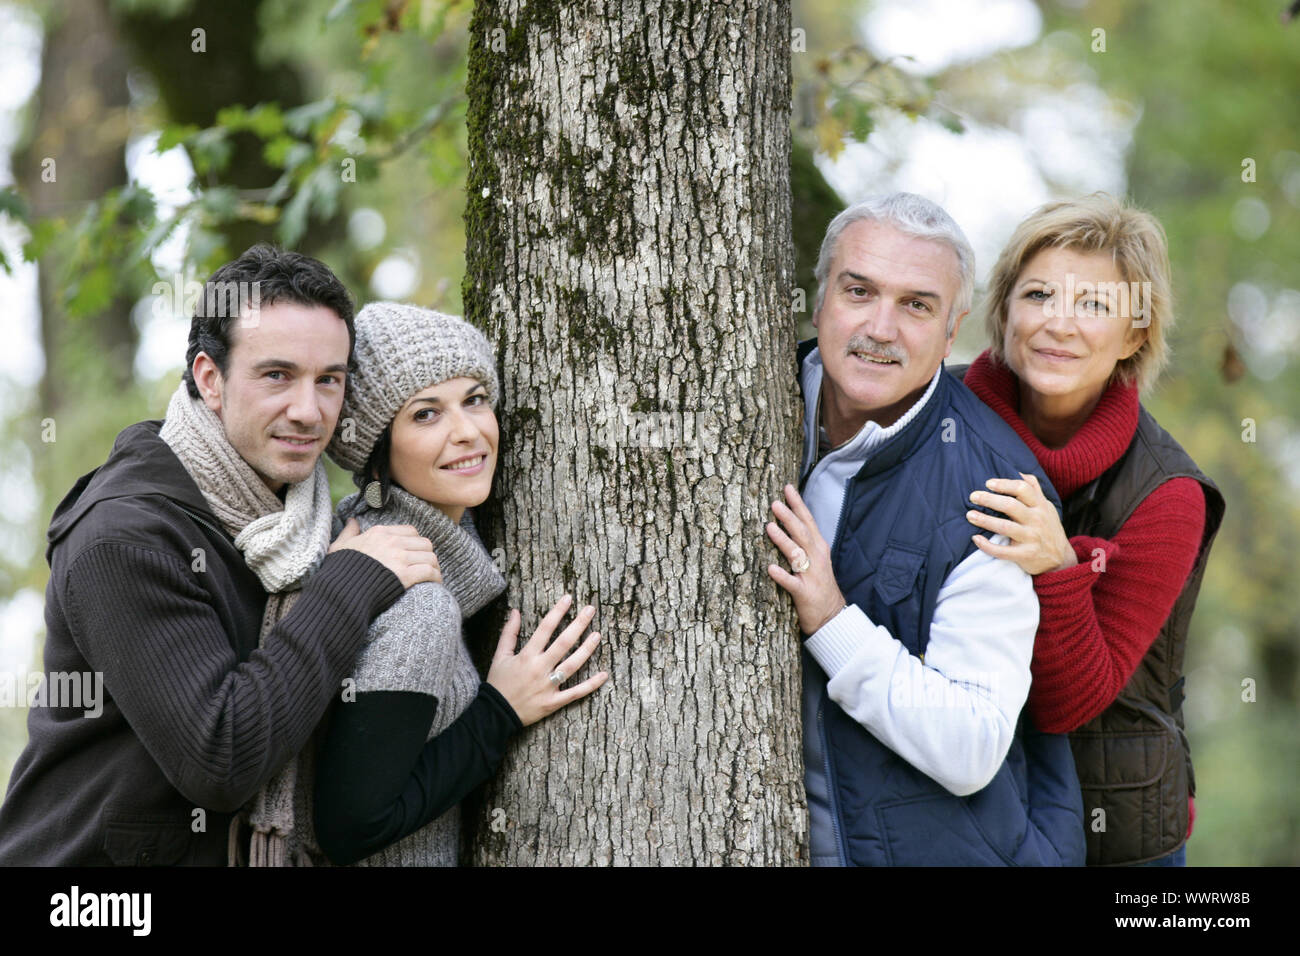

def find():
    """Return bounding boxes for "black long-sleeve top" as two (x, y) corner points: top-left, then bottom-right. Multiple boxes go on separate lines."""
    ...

(313, 682), (521, 865)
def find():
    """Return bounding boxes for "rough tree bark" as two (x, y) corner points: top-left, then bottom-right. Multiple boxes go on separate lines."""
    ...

(463, 1), (807, 865)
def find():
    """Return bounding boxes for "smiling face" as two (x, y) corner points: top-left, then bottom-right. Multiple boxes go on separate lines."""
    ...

(192, 301), (350, 493)
(387, 377), (498, 524)
(813, 218), (965, 439)
(1003, 245), (1147, 417)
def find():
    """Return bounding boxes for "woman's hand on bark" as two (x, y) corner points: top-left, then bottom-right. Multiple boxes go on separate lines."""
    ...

(486, 594), (608, 726)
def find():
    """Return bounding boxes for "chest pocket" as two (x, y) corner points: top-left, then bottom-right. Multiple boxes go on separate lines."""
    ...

(873, 543), (926, 605)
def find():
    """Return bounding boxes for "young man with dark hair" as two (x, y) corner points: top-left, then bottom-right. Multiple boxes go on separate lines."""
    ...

(0, 245), (440, 865)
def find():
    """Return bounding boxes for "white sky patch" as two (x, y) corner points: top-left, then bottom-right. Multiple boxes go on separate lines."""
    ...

(0, 225), (41, 387)
(0, 4), (45, 678)
(370, 249), (420, 300)
(126, 132), (197, 381)
(0, 588), (43, 676)
(127, 133), (195, 209)
(1014, 85), (1138, 197)
(0, 4), (44, 388)
(863, 0), (1042, 75)
(0, 8), (40, 110)
(126, 131), (196, 279)
(1229, 282), (1300, 382)
(0, 2), (41, 183)
(820, 114), (1054, 283)
(349, 207), (386, 250)
(133, 296), (190, 382)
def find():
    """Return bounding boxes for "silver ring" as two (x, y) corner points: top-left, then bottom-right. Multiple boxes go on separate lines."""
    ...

(791, 549), (811, 574)
(548, 669), (566, 686)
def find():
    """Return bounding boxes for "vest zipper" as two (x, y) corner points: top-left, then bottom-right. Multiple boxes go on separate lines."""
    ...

(830, 478), (852, 556)
(818, 693), (850, 867)
(802, 367), (854, 868)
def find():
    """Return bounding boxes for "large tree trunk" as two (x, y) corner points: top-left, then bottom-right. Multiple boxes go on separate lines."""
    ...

(463, 1), (807, 865)
(18, 1), (135, 417)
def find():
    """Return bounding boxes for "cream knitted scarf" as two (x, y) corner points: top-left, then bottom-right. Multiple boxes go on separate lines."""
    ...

(158, 381), (334, 866)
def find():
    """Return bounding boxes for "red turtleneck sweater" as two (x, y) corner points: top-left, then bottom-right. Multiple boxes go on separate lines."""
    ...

(962, 351), (1206, 834)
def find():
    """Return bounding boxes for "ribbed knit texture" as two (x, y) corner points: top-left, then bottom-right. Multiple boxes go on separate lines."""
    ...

(329, 487), (505, 866)
(963, 350), (1206, 735)
(326, 303), (499, 474)
(961, 351), (1140, 499)
(62, 544), (401, 805)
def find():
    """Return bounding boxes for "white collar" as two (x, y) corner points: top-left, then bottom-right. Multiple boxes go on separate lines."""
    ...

(801, 347), (945, 467)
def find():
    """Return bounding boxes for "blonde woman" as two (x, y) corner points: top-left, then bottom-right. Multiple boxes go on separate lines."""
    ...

(954, 195), (1225, 866)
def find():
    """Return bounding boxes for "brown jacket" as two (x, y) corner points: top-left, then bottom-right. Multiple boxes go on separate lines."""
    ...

(0, 421), (403, 865)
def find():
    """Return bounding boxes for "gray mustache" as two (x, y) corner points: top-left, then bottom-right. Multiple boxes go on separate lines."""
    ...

(845, 336), (907, 365)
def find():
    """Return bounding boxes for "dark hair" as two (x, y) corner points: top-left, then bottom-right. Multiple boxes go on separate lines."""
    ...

(182, 243), (356, 399)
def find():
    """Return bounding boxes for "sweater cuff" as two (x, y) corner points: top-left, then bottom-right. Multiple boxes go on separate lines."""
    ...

(805, 604), (889, 679)
(312, 548), (406, 617)
(479, 681), (524, 732)
(1033, 535), (1117, 598)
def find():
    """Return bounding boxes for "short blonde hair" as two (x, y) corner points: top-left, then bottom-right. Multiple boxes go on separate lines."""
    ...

(982, 193), (1173, 392)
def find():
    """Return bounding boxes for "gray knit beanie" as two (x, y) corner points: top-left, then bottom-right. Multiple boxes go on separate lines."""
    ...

(327, 301), (499, 475)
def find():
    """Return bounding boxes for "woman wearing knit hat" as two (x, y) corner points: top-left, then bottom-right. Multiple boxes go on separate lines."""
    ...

(301, 301), (608, 866)
(952, 195), (1223, 867)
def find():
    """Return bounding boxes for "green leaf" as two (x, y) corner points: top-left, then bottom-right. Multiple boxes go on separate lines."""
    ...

(845, 97), (874, 141)
(247, 103), (285, 138)
(308, 165), (341, 220)
(23, 219), (62, 261)
(190, 128), (233, 176)
(215, 104), (249, 130)
(937, 112), (965, 135)
(263, 171), (295, 206)
(156, 123), (201, 152)
(119, 184), (157, 223)
(66, 264), (116, 318)
(0, 186), (30, 222)
(199, 186), (240, 220)
(278, 180), (314, 247)
(189, 227), (229, 274)
(350, 91), (389, 123)
(284, 98), (338, 136)
(263, 135), (301, 168)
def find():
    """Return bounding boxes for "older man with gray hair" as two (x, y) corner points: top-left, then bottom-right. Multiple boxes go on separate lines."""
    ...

(765, 192), (1085, 865)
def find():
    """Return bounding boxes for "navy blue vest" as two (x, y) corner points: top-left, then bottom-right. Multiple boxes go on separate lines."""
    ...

(798, 340), (1085, 865)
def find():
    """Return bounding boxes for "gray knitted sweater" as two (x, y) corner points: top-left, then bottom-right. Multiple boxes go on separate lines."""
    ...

(334, 486), (506, 866)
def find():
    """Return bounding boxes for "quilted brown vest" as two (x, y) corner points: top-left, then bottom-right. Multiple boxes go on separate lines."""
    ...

(1059, 407), (1224, 865)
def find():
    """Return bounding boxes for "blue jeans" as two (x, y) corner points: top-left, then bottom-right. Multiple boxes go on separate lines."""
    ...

(1131, 845), (1187, 867)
